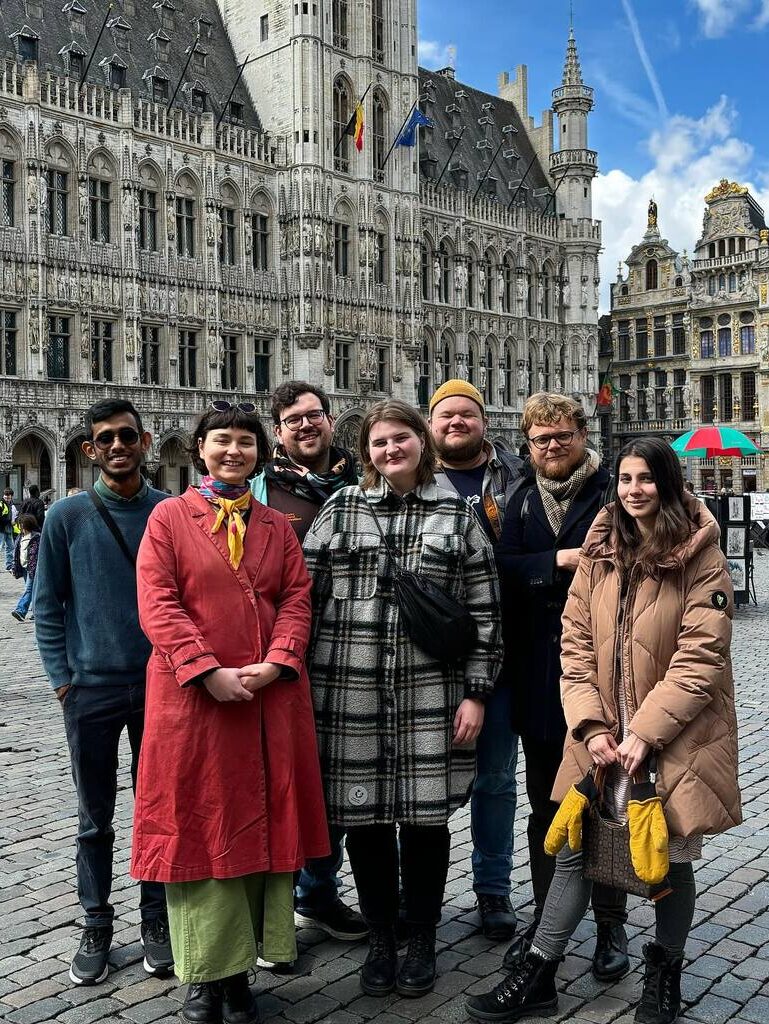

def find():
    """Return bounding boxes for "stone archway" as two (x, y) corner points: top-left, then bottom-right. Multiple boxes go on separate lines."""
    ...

(10, 429), (56, 497)
(156, 433), (190, 495)
(65, 434), (92, 492)
(333, 410), (364, 462)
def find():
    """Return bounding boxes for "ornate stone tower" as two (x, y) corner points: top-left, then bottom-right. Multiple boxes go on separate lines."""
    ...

(550, 25), (601, 401)
(215, 0), (422, 421)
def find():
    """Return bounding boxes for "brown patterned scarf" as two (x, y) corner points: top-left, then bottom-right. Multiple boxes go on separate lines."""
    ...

(536, 449), (600, 535)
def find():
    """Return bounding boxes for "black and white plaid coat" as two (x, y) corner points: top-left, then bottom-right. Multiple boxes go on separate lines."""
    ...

(303, 480), (503, 826)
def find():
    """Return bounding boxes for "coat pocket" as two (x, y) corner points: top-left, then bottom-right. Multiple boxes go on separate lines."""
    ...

(329, 532), (380, 600)
(419, 533), (464, 593)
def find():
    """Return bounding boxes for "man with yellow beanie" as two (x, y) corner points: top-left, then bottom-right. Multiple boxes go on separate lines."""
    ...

(428, 379), (524, 942)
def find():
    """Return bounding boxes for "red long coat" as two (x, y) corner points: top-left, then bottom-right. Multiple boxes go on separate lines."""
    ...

(130, 488), (330, 884)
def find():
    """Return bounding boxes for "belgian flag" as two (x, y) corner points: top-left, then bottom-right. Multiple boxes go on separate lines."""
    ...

(344, 102), (364, 152)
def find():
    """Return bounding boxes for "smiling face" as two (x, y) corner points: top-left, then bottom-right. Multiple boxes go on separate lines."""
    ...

(429, 396), (486, 465)
(527, 415), (587, 481)
(82, 412), (151, 483)
(617, 455), (661, 529)
(198, 427), (259, 486)
(273, 391), (334, 472)
(367, 419), (423, 494)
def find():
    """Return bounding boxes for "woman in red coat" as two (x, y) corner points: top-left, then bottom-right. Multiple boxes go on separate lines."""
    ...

(131, 404), (329, 1024)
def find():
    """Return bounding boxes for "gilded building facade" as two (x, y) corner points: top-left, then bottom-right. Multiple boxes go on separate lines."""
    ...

(608, 181), (769, 492)
(0, 0), (601, 498)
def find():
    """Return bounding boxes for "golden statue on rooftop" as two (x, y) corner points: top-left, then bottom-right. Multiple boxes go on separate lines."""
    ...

(705, 179), (748, 203)
(647, 197), (657, 229)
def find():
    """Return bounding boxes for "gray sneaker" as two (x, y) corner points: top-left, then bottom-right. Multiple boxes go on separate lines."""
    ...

(69, 926), (112, 985)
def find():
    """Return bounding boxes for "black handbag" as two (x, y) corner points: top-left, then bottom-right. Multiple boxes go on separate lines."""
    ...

(365, 500), (478, 663)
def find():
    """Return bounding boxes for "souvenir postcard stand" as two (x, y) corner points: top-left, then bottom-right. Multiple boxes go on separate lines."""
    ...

(718, 495), (751, 606)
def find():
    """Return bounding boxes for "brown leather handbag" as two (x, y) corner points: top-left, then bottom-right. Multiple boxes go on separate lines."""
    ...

(582, 766), (672, 901)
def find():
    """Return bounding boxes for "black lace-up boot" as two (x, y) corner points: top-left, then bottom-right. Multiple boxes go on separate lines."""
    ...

(396, 927), (436, 997)
(359, 926), (397, 996)
(635, 943), (683, 1024)
(466, 950), (559, 1022)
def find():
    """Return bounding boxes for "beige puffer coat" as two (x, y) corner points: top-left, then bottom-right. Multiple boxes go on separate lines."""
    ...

(553, 495), (742, 838)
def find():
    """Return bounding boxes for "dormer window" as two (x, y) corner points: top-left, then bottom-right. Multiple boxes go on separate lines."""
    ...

(197, 16), (213, 40)
(149, 31), (171, 60)
(59, 42), (87, 79)
(13, 27), (39, 63)
(63, 0), (87, 35)
(192, 45), (207, 71)
(153, 0), (175, 31)
(108, 16), (132, 51)
(152, 76), (169, 102)
(228, 100), (244, 121)
(185, 82), (207, 112)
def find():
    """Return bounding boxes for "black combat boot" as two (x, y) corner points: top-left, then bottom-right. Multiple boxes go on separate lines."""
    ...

(182, 982), (222, 1024)
(359, 926), (397, 996)
(396, 927), (436, 997)
(466, 950), (559, 1022)
(592, 920), (630, 981)
(635, 943), (683, 1024)
(502, 918), (539, 970)
(220, 972), (260, 1024)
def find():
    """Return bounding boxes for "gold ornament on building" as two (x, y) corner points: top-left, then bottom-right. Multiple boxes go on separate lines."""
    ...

(760, 228), (769, 245)
(704, 179), (748, 203)
(647, 197), (657, 229)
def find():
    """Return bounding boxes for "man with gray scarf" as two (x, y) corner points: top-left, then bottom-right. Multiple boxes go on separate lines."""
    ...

(496, 393), (629, 980)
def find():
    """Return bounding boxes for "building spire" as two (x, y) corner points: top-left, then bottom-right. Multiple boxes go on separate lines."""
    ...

(562, 24), (583, 87)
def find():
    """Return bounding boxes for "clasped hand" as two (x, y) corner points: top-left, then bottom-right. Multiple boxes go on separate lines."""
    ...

(586, 731), (651, 776)
(202, 663), (281, 702)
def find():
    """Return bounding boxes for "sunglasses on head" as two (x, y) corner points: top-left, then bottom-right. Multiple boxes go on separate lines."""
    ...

(92, 427), (141, 450)
(210, 401), (257, 413)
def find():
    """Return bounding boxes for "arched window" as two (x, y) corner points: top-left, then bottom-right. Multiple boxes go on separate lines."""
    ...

(728, 272), (737, 293)
(138, 162), (162, 252)
(438, 238), (452, 303)
(728, 237), (736, 255)
(645, 259), (658, 290)
(708, 243), (716, 259)
(45, 140), (74, 236)
(485, 337), (497, 404)
(333, 200), (355, 278)
(373, 210), (388, 286)
(175, 172), (199, 257)
(526, 260), (537, 316)
(542, 263), (554, 319)
(218, 181), (240, 266)
(482, 249), (494, 310)
(333, 77), (352, 173)
(372, 90), (387, 182)
(87, 150), (116, 243)
(250, 192), (273, 272)
(501, 253), (514, 313)
(544, 352), (551, 390)
(503, 343), (514, 406)
(718, 239), (725, 257)
(422, 235), (434, 301)
(332, 0), (349, 49)
(467, 335), (478, 386)
(467, 246), (478, 308)
(417, 332), (433, 407)
(371, 0), (385, 62)
(442, 332), (454, 379)
(0, 130), (19, 228)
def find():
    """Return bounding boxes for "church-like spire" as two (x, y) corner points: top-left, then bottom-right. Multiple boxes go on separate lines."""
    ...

(562, 27), (584, 87)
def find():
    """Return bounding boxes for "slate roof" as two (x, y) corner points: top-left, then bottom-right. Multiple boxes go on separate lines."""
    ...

(417, 67), (553, 214)
(0, 0), (258, 126)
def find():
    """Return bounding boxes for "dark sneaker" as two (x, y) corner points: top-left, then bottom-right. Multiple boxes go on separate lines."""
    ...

(69, 926), (112, 986)
(294, 898), (369, 940)
(182, 981), (222, 1024)
(11, 610), (24, 621)
(477, 894), (517, 942)
(141, 916), (174, 977)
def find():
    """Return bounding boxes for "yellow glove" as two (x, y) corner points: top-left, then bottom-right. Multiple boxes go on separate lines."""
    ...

(544, 773), (598, 856)
(628, 785), (669, 885)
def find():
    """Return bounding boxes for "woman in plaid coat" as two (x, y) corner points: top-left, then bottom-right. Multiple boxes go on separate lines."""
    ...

(303, 399), (503, 1000)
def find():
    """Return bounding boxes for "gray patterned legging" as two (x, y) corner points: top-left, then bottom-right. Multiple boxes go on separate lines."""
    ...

(531, 845), (696, 960)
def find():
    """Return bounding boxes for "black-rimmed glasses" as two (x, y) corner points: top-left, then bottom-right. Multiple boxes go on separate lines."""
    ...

(527, 429), (581, 451)
(210, 401), (257, 413)
(92, 427), (141, 450)
(280, 409), (327, 431)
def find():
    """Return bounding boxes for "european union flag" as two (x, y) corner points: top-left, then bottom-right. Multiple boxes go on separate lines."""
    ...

(396, 108), (433, 147)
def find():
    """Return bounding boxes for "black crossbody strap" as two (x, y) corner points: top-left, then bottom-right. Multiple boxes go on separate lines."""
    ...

(363, 496), (401, 574)
(87, 488), (136, 568)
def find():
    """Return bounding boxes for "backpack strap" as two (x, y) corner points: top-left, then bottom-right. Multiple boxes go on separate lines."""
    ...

(87, 488), (136, 568)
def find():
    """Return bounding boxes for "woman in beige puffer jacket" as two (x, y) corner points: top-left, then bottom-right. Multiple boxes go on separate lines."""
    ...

(467, 437), (741, 1024)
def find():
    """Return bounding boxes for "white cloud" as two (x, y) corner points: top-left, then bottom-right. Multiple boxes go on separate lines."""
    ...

(593, 97), (769, 313)
(418, 39), (456, 70)
(755, 0), (769, 28)
(690, 0), (752, 38)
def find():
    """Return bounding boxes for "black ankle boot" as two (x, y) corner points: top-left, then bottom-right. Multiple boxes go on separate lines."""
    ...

(182, 982), (222, 1024)
(466, 951), (559, 1023)
(220, 972), (260, 1024)
(396, 928), (436, 997)
(592, 921), (630, 981)
(502, 918), (538, 971)
(360, 927), (397, 996)
(635, 943), (683, 1024)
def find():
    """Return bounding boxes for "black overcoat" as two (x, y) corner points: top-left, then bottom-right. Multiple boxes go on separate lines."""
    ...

(497, 465), (612, 743)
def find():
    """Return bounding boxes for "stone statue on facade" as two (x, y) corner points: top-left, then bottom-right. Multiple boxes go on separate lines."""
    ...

(681, 384), (691, 414)
(478, 361), (487, 391)
(28, 313), (39, 352)
(645, 384), (656, 416)
(562, 278), (570, 308)
(456, 354), (468, 381)
(580, 280), (588, 307)
(517, 361), (526, 393)
(26, 168), (37, 213)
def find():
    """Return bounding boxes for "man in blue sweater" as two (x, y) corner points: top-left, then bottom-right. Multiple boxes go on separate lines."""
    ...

(35, 399), (172, 987)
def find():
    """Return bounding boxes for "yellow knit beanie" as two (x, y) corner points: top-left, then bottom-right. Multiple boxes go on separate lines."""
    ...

(429, 378), (485, 415)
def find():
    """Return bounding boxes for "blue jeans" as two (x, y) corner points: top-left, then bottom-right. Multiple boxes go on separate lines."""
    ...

(15, 570), (36, 618)
(62, 683), (166, 929)
(1, 526), (14, 569)
(471, 684), (519, 896)
(295, 824), (346, 911)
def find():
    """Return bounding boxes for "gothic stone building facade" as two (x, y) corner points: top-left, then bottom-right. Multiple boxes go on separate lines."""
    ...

(608, 181), (769, 493)
(0, 0), (601, 498)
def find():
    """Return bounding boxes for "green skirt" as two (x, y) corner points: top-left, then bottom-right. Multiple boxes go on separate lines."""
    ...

(165, 872), (296, 983)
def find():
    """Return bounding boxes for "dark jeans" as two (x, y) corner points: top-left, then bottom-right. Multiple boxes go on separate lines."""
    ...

(295, 824), (346, 911)
(62, 683), (166, 930)
(521, 734), (627, 926)
(346, 823), (451, 930)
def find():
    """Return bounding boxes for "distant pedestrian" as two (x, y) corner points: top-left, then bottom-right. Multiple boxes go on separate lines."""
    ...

(133, 403), (328, 1024)
(304, 399), (503, 999)
(20, 483), (46, 530)
(34, 399), (172, 987)
(11, 513), (40, 621)
(1, 486), (16, 570)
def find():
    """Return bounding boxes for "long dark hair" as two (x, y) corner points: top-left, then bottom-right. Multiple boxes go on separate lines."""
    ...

(613, 437), (691, 578)
(187, 407), (271, 476)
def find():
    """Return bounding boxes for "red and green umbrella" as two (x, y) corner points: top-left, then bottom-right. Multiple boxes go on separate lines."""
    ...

(670, 426), (761, 458)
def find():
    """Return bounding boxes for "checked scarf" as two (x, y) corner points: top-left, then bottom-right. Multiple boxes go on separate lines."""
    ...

(536, 449), (600, 535)
(263, 445), (358, 504)
(199, 475), (251, 569)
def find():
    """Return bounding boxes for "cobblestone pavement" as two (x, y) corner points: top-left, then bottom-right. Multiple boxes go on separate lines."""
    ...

(1, 555), (769, 1024)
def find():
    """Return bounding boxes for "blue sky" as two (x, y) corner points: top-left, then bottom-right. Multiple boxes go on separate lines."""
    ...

(418, 0), (769, 308)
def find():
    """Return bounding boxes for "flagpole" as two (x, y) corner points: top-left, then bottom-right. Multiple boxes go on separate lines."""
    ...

(168, 33), (200, 112)
(543, 169), (568, 216)
(473, 137), (506, 201)
(434, 126), (466, 187)
(215, 54), (254, 128)
(506, 152), (537, 210)
(78, 3), (113, 91)
(379, 97), (419, 170)
(334, 82), (373, 154)
(591, 360), (613, 418)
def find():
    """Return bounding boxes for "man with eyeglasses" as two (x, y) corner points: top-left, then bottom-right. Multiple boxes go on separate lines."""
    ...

(496, 393), (628, 980)
(250, 381), (367, 949)
(35, 399), (173, 987)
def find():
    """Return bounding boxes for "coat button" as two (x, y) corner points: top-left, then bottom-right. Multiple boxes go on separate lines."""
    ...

(384, 645), (395, 657)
